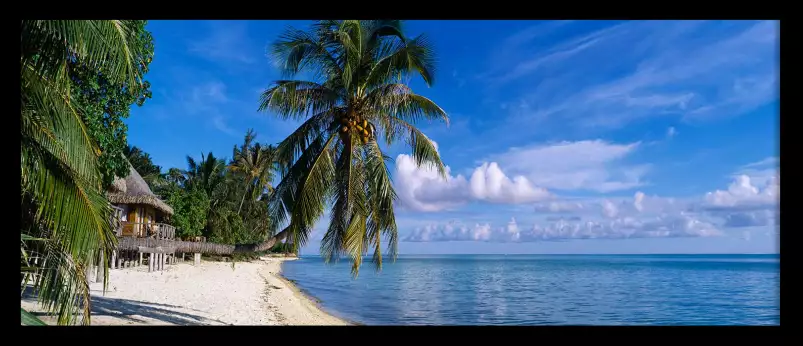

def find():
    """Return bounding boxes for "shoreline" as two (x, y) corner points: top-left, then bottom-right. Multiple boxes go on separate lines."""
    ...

(21, 257), (350, 326)
(275, 262), (363, 326)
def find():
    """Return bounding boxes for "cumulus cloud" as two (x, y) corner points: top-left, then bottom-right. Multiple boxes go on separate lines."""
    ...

(698, 173), (780, 229)
(732, 157), (779, 187)
(469, 163), (551, 203)
(404, 214), (721, 243)
(484, 140), (649, 193)
(703, 175), (779, 210)
(394, 154), (550, 212)
(395, 139), (653, 211)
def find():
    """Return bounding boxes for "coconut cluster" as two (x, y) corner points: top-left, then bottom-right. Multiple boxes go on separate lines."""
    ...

(339, 116), (374, 144)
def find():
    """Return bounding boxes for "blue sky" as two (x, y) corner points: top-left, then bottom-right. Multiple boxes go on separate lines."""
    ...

(128, 20), (779, 255)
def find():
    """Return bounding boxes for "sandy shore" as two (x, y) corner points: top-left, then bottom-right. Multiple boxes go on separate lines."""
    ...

(21, 257), (350, 326)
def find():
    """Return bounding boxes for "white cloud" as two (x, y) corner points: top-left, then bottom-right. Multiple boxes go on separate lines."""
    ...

(703, 175), (779, 210)
(404, 214), (721, 243)
(404, 162), (781, 244)
(732, 157), (779, 187)
(211, 116), (239, 136)
(534, 191), (681, 218)
(485, 140), (649, 192)
(666, 126), (678, 138)
(601, 200), (619, 218)
(533, 201), (586, 213)
(394, 155), (550, 212)
(188, 21), (256, 64)
(469, 163), (551, 203)
(634, 191), (645, 211)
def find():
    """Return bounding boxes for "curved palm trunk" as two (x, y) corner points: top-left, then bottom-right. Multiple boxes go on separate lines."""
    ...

(116, 226), (290, 255)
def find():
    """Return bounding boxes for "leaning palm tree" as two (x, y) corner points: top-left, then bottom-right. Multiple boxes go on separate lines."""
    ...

(260, 20), (448, 276)
(21, 20), (145, 325)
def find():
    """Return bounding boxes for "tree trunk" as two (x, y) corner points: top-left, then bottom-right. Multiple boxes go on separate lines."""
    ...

(237, 190), (247, 215)
(116, 227), (290, 255)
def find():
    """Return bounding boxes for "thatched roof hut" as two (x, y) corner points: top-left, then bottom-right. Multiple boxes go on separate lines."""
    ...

(107, 165), (173, 216)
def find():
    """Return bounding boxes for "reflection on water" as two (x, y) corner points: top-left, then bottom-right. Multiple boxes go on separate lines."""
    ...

(282, 254), (779, 325)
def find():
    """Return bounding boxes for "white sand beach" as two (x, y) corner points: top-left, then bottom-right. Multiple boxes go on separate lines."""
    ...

(21, 257), (350, 326)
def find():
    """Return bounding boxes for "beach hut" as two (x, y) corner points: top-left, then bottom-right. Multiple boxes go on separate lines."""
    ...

(107, 165), (175, 240)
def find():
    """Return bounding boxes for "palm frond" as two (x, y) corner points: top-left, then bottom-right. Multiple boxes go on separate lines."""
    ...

(259, 80), (341, 121)
(268, 133), (337, 238)
(388, 116), (447, 178)
(365, 141), (398, 264)
(363, 34), (436, 90)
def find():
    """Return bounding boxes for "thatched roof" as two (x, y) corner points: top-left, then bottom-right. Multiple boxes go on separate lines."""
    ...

(107, 165), (173, 215)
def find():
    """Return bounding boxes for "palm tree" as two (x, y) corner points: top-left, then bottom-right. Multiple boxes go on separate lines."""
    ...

(123, 145), (164, 188)
(21, 20), (145, 325)
(260, 20), (448, 276)
(230, 129), (277, 214)
(184, 152), (226, 197)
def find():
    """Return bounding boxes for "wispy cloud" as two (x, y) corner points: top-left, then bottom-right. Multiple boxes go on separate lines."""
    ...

(484, 140), (649, 192)
(666, 126), (678, 138)
(188, 21), (257, 64)
(211, 116), (239, 137)
(486, 20), (778, 134)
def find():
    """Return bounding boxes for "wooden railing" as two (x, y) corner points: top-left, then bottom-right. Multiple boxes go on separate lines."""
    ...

(115, 222), (176, 240)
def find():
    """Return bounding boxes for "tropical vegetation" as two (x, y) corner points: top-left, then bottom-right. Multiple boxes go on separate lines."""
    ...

(134, 130), (278, 245)
(21, 20), (153, 325)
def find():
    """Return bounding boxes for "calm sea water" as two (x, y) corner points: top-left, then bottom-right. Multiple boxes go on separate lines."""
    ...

(281, 254), (779, 325)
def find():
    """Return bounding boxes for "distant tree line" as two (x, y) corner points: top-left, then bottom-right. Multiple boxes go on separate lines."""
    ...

(124, 129), (286, 248)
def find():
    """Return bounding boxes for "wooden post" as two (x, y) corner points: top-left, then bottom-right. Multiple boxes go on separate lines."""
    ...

(95, 252), (104, 283)
(148, 253), (154, 272)
(111, 251), (117, 270)
(139, 252), (143, 267)
(194, 253), (201, 266)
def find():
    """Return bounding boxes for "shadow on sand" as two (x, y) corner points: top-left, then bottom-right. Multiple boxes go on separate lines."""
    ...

(21, 286), (229, 325)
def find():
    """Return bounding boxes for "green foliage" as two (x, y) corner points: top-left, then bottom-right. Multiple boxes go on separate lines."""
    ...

(261, 20), (448, 276)
(270, 242), (295, 254)
(21, 20), (148, 325)
(21, 308), (47, 326)
(69, 21), (154, 189)
(163, 185), (209, 239)
(131, 130), (277, 246)
(124, 145), (163, 187)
